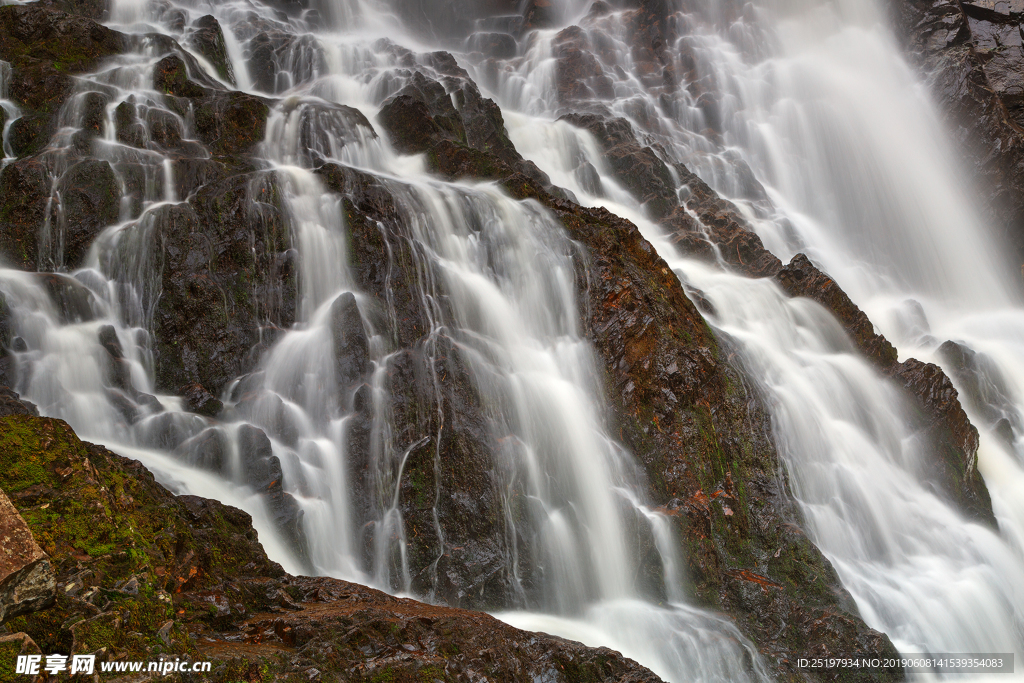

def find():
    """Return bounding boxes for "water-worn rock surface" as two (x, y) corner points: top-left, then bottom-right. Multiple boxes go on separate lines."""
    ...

(0, 407), (665, 683)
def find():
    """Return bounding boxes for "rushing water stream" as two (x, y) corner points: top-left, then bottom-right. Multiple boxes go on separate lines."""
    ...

(2, 0), (1024, 679)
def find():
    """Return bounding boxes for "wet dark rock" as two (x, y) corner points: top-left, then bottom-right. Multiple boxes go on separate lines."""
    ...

(561, 112), (678, 217)
(238, 423), (281, 490)
(193, 92), (271, 157)
(553, 26), (613, 103)
(153, 54), (208, 99)
(543, 199), (899, 682)
(315, 164), (433, 350)
(0, 387), (39, 418)
(315, 164), (897, 680)
(32, 273), (95, 323)
(104, 387), (140, 424)
(247, 31), (326, 95)
(97, 324), (123, 359)
(890, 358), (994, 525)
(377, 93), (445, 155)
(0, 6), (126, 158)
(466, 31), (518, 59)
(390, 339), (512, 607)
(113, 100), (145, 148)
(668, 164), (783, 276)
(777, 254), (898, 366)
(151, 173), (294, 397)
(154, 54), (270, 156)
(377, 68), (558, 192)
(0, 158), (49, 271)
(49, 159), (120, 270)
(73, 90), (108, 139)
(336, 53), (905, 671)
(177, 427), (229, 474)
(0, 5), (127, 74)
(275, 99), (377, 167)
(180, 383), (224, 418)
(237, 424), (311, 569)
(557, 110), (782, 275)
(939, 339), (1023, 446)
(188, 15), (235, 85)
(555, 102), (984, 527)
(233, 390), (300, 447)
(521, 0), (560, 30)
(35, 0), (109, 21)
(8, 113), (57, 158)
(329, 292), (370, 388)
(314, 163), (519, 607)
(5, 61), (72, 119)
(248, 31), (282, 94)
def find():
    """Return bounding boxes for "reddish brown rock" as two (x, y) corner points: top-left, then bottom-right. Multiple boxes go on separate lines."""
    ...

(0, 488), (55, 623)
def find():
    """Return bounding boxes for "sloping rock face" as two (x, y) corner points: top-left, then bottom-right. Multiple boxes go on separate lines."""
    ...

(0, 487), (55, 623)
(0, 6), (294, 401)
(0, 4), (126, 158)
(0, 411), (665, 683)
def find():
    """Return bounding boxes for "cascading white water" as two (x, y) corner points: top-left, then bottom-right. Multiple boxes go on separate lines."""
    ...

(243, 38), (768, 677)
(472, 0), (1024, 675)
(0, 1), (776, 679)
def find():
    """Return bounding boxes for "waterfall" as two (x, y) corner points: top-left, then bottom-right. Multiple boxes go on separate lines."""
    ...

(482, 0), (1024, 673)
(3, 0), (1024, 679)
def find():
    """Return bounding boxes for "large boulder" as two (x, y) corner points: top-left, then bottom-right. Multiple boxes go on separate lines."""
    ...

(0, 5), (127, 155)
(377, 64), (558, 192)
(0, 5), (126, 73)
(49, 159), (120, 270)
(0, 488), (55, 623)
(150, 172), (295, 398)
(188, 15), (234, 85)
(0, 159), (49, 271)
(153, 54), (270, 156)
(329, 292), (370, 388)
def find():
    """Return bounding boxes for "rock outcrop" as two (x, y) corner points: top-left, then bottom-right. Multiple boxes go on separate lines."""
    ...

(0, 487), (55, 623)
(0, 412), (665, 683)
